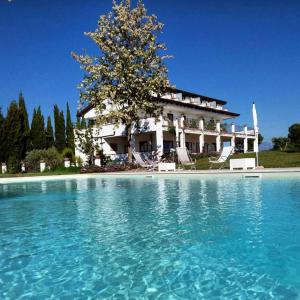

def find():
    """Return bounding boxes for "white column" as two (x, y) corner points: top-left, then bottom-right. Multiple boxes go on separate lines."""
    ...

(243, 125), (248, 153)
(180, 115), (185, 128)
(231, 123), (235, 134)
(231, 136), (236, 153)
(175, 118), (179, 147)
(216, 120), (221, 133)
(244, 138), (248, 153)
(199, 119), (204, 131)
(179, 115), (186, 147)
(216, 120), (221, 152)
(231, 123), (236, 153)
(180, 132), (186, 148)
(216, 135), (221, 152)
(199, 134), (204, 153)
(156, 115), (164, 157)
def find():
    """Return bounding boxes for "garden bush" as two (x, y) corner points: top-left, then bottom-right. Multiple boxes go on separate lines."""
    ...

(25, 148), (63, 172)
(61, 147), (75, 162)
(7, 155), (21, 174)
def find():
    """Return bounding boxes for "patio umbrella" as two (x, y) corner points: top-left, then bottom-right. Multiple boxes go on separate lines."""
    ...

(252, 102), (259, 166)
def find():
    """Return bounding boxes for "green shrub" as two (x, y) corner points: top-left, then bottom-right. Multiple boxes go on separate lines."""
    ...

(61, 147), (75, 162)
(7, 156), (21, 174)
(25, 148), (63, 172)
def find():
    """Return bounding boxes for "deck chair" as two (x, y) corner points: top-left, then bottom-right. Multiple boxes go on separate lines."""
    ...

(132, 152), (158, 170)
(208, 146), (233, 169)
(176, 147), (196, 170)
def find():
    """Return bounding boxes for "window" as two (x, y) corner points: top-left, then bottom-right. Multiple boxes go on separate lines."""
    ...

(167, 113), (174, 122)
(139, 141), (150, 152)
(185, 142), (193, 152)
(163, 140), (174, 154)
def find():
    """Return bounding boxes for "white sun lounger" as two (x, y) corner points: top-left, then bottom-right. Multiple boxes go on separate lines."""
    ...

(176, 147), (196, 169)
(132, 152), (158, 169)
(208, 146), (233, 169)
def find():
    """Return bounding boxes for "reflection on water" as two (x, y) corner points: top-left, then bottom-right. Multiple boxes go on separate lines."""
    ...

(0, 176), (300, 299)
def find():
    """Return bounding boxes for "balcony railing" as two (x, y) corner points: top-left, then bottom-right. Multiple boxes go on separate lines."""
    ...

(163, 118), (255, 136)
(184, 118), (199, 129)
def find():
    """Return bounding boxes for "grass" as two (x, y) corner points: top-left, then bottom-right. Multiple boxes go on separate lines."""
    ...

(0, 166), (81, 178)
(195, 150), (300, 170)
(1, 151), (300, 177)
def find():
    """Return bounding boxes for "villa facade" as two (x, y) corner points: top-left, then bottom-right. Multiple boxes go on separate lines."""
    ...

(75, 88), (258, 163)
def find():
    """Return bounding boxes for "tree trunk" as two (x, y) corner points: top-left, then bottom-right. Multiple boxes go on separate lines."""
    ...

(127, 124), (133, 163)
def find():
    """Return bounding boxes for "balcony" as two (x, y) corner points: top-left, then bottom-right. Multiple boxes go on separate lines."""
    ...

(163, 117), (255, 137)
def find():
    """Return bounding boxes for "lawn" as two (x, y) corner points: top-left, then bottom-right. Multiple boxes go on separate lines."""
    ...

(1, 151), (300, 177)
(195, 150), (300, 170)
(0, 167), (81, 178)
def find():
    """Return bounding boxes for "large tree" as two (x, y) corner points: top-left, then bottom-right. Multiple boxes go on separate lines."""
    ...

(0, 107), (5, 163)
(288, 123), (300, 149)
(2, 101), (23, 171)
(30, 106), (46, 150)
(18, 92), (30, 158)
(46, 116), (55, 148)
(66, 102), (75, 152)
(72, 0), (170, 162)
(54, 104), (66, 152)
(59, 111), (66, 150)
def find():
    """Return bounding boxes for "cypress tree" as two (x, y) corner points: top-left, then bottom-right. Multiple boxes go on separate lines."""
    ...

(54, 104), (65, 152)
(30, 106), (46, 149)
(2, 101), (22, 171)
(18, 92), (30, 158)
(54, 104), (60, 147)
(0, 107), (5, 163)
(60, 110), (66, 151)
(46, 116), (54, 148)
(66, 102), (75, 152)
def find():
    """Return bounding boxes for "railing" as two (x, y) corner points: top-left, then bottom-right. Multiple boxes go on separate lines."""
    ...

(184, 118), (199, 129)
(162, 118), (256, 136)
(162, 118), (174, 127)
(221, 124), (255, 135)
(204, 121), (217, 131)
(220, 123), (232, 133)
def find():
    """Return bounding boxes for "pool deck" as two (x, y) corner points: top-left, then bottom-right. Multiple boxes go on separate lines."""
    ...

(0, 167), (300, 184)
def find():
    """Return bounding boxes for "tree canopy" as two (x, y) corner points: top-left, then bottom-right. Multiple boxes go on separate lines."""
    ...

(2, 101), (23, 171)
(54, 104), (66, 152)
(46, 116), (55, 148)
(18, 92), (30, 157)
(30, 106), (46, 150)
(66, 102), (75, 152)
(72, 0), (171, 161)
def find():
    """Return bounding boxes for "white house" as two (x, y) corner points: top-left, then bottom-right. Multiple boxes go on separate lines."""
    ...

(75, 87), (257, 163)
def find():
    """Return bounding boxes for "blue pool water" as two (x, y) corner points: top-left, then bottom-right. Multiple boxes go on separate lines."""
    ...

(1, 175), (300, 299)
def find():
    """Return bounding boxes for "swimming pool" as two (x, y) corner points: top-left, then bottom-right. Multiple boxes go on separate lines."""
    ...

(1, 174), (300, 299)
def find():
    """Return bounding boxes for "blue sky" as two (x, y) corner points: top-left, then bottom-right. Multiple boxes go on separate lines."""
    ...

(0, 0), (300, 141)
